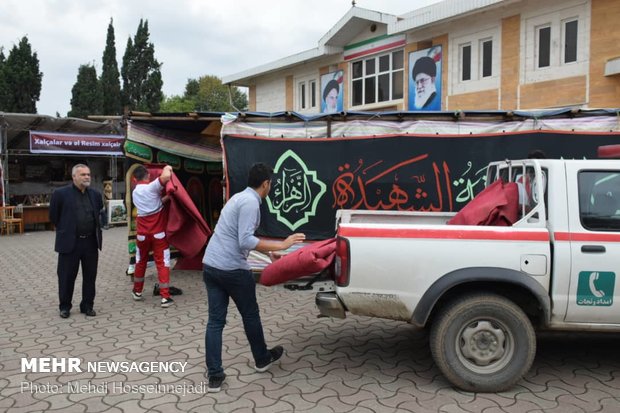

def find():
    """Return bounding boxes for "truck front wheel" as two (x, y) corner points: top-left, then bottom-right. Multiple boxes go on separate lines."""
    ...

(429, 293), (536, 392)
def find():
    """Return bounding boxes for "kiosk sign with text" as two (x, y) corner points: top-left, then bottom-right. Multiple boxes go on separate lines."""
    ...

(30, 131), (124, 155)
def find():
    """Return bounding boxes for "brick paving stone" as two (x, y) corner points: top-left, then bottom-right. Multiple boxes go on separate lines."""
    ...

(4, 228), (620, 412)
(392, 399), (439, 413)
(252, 400), (300, 413)
(441, 395), (502, 412)
(440, 404), (475, 413)
(339, 388), (383, 406)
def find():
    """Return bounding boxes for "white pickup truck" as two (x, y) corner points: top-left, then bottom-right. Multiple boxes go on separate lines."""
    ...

(298, 158), (620, 392)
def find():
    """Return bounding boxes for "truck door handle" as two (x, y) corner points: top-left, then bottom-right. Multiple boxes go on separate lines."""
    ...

(581, 245), (606, 253)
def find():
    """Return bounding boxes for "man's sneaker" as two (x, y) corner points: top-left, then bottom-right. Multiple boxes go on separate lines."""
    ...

(208, 374), (226, 393)
(154, 284), (184, 296)
(161, 297), (174, 308)
(131, 291), (144, 301)
(254, 345), (284, 372)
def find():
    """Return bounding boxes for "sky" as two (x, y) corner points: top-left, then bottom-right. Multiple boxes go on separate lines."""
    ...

(0, 0), (443, 117)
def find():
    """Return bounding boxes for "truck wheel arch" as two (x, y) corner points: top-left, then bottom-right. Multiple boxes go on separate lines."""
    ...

(411, 267), (551, 328)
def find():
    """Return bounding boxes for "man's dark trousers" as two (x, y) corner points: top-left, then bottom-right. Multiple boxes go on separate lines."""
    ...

(57, 235), (98, 312)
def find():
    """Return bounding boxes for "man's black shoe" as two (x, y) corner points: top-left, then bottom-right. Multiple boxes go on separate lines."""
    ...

(153, 284), (183, 296)
(255, 345), (284, 372)
(60, 310), (70, 318)
(81, 308), (97, 317)
(207, 373), (226, 393)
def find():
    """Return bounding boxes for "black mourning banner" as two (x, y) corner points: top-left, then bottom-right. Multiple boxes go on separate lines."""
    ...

(223, 132), (620, 239)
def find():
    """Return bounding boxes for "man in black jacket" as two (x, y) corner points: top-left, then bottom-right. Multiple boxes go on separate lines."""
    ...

(49, 164), (103, 318)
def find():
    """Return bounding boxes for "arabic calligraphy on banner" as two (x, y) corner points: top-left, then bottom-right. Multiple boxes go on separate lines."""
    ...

(223, 132), (620, 239)
(267, 150), (327, 231)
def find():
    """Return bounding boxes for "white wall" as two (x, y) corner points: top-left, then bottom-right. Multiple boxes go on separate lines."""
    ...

(256, 76), (287, 112)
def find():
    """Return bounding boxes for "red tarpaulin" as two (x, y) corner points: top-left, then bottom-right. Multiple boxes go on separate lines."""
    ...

(144, 165), (212, 268)
(447, 179), (519, 226)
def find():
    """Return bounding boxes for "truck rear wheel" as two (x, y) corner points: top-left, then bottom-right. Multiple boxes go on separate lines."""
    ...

(429, 293), (536, 392)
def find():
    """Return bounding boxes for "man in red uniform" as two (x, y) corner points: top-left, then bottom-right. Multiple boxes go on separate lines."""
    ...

(131, 164), (174, 307)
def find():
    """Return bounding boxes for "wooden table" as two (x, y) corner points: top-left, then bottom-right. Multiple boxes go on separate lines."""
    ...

(18, 205), (53, 230)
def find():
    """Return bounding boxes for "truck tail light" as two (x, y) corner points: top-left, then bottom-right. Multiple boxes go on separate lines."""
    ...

(334, 236), (350, 287)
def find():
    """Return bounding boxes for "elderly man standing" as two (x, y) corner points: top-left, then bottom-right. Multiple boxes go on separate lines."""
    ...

(49, 164), (104, 319)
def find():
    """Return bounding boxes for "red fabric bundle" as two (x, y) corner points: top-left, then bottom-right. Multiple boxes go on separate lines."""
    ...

(259, 238), (337, 286)
(447, 179), (519, 226)
(164, 174), (212, 258)
(144, 165), (211, 267)
(598, 144), (620, 159)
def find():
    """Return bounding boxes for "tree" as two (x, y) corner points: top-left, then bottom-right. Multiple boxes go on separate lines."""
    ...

(68, 64), (102, 118)
(121, 19), (163, 112)
(158, 94), (196, 113)
(0, 37), (42, 113)
(160, 75), (248, 112)
(100, 18), (122, 115)
(0, 48), (6, 110)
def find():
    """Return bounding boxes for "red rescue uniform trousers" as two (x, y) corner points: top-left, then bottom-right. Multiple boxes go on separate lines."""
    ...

(133, 232), (171, 299)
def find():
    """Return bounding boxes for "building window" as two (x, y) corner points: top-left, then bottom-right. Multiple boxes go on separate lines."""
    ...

(299, 83), (306, 109)
(295, 77), (318, 112)
(522, 2), (588, 83)
(564, 19), (578, 63)
(481, 39), (493, 78)
(450, 26), (499, 95)
(310, 80), (316, 108)
(534, 18), (579, 70)
(537, 25), (551, 68)
(461, 44), (471, 81)
(351, 49), (403, 107)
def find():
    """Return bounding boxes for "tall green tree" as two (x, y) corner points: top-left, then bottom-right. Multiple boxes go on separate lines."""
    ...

(68, 64), (102, 118)
(121, 19), (163, 112)
(0, 48), (6, 110)
(0, 37), (42, 113)
(100, 18), (122, 115)
(160, 75), (248, 112)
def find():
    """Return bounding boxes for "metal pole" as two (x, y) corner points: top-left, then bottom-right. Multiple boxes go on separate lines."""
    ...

(0, 116), (8, 206)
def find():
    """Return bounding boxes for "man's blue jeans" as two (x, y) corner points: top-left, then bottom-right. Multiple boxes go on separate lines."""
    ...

(203, 264), (271, 378)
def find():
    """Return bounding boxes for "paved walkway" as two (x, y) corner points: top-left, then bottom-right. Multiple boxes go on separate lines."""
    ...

(1, 227), (620, 412)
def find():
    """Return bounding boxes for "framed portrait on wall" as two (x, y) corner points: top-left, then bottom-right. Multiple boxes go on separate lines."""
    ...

(107, 199), (127, 224)
(320, 70), (344, 113)
(408, 46), (442, 111)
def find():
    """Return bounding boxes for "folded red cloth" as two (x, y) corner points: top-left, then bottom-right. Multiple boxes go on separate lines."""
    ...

(447, 179), (519, 226)
(259, 238), (337, 286)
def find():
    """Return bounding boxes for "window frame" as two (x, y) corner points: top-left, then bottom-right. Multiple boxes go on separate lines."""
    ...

(578, 170), (620, 232)
(536, 25), (552, 69)
(350, 49), (404, 110)
(294, 76), (318, 113)
(562, 18), (579, 64)
(450, 26), (500, 95)
(521, 1), (589, 84)
(480, 38), (493, 78)
(460, 43), (472, 82)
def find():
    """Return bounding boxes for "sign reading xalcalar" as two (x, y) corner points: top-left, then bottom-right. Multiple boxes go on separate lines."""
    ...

(30, 131), (124, 155)
(223, 132), (620, 239)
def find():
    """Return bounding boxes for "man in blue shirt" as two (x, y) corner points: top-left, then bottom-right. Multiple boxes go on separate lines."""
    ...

(202, 163), (305, 392)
